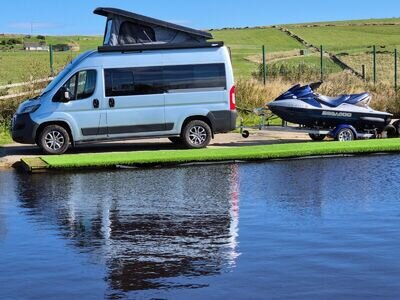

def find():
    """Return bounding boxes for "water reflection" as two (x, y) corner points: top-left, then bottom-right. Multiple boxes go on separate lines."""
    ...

(14, 165), (240, 293)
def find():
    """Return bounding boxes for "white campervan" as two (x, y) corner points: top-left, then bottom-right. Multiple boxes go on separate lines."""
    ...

(12, 7), (237, 154)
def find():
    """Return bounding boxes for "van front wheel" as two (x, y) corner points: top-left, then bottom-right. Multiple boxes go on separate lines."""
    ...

(182, 120), (212, 149)
(38, 125), (70, 155)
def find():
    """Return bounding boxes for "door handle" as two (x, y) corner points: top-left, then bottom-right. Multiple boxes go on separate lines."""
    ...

(93, 99), (99, 109)
(109, 98), (115, 108)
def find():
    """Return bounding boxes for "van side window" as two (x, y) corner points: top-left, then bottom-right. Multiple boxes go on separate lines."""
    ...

(163, 64), (226, 91)
(104, 64), (226, 97)
(105, 68), (163, 97)
(55, 70), (97, 101)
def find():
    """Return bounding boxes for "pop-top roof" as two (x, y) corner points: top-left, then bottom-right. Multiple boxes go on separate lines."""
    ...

(94, 7), (214, 48)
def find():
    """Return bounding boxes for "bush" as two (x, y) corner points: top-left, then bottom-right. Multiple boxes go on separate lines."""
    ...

(37, 35), (46, 40)
(6, 38), (21, 45)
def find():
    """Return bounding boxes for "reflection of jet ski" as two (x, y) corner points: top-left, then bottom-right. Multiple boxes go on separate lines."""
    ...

(267, 82), (392, 132)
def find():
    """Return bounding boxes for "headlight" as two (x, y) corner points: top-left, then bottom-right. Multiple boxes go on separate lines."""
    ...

(20, 104), (41, 114)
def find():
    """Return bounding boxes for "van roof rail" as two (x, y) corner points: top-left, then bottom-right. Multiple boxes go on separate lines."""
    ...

(98, 41), (224, 53)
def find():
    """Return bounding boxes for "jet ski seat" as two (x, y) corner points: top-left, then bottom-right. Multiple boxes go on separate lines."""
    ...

(317, 95), (351, 107)
(346, 92), (370, 105)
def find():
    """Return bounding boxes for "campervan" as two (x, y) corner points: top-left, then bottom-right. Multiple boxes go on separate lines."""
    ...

(12, 8), (236, 154)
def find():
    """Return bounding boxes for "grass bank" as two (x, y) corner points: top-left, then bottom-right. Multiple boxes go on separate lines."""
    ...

(0, 129), (11, 146)
(38, 139), (400, 170)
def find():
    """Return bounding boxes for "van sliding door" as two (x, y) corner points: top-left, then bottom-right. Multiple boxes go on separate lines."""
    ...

(103, 67), (166, 137)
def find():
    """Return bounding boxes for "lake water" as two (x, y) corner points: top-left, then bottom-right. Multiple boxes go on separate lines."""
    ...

(1, 155), (400, 299)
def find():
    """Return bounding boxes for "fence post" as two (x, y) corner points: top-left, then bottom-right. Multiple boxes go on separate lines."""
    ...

(362, 64), (366, 80)
(320, 45), (323, 82)
(373, 45), (377, 85)
(395, 48), (398, 92)
(49, 44), (54, 76)
(262, 45), (267, 85)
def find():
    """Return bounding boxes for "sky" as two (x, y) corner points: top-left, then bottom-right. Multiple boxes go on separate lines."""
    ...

(1, 0), (400, 35)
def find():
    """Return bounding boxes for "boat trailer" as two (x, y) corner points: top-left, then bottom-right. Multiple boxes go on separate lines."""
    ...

(238, 108), (399, 142)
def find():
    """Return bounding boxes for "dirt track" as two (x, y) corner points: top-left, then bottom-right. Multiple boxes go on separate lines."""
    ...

(0, 130), (309, 169)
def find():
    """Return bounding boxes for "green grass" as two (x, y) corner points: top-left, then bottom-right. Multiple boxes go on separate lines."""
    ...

(287, 25), (400, 54)
(0, 35), (102, 85)
(40, 139), (400, 169)
(0, 51), (74, 85)
(212, 27), (304, 78)
(2, 18), (400, 83)
(283, 17), (400, 27)
(0, 130), (11, 146)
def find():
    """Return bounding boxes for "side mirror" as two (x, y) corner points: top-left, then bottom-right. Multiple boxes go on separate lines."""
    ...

(63, 91), (71, 102)
(54, 87), (71, 103)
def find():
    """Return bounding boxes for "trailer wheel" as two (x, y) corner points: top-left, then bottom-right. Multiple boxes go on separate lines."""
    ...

(335, 128), (355, 142)
(242, 130), (250, 139)
(393, 120), (400, 135)
(384, 125), (398, 138)
(309, 133), (326, 141)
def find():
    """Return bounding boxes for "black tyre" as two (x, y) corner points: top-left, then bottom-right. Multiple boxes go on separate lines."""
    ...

(242, 130), (250, 139)
(335, 128), (355, 142)
(182, 120), (212, 149)
(309, 133), (326, 141)
(38, 125), (70, 155)
(385, 125), (398, 138)
(168, 137), (184, 145)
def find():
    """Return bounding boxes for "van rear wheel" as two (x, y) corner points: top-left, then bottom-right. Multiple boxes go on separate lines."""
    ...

(182, 120), (212, 149)
(38, 125), (70, 155)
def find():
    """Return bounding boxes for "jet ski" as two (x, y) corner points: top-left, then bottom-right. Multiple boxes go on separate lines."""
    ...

(267, 82), (392, 132)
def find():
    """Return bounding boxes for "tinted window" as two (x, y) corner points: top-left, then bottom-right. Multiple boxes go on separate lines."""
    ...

(104, 64), (226, 97)
(164, 64), (226, 91)
(56, 70), (96, 101)
(105, 68), (163, 97)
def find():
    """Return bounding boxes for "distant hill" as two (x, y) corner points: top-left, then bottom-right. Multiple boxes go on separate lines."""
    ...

(1, 17), (399, 84)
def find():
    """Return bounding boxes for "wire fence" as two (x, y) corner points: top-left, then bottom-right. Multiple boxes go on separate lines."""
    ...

(257, 44), (399, 91)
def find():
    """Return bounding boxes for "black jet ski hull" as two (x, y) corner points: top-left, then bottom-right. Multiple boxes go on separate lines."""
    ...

(269, 106), (392, 131)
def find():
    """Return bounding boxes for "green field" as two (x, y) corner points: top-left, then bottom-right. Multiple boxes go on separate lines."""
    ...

(287, 25), (400, 54)
(0, 35), (101, 85)
(34, 139), (400, 170)
(1, 18), (400, 85)
(283, 17), (400, 27)
(212, 27), (304, 77)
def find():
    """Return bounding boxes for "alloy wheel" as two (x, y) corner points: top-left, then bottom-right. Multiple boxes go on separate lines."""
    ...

(45, 130), (65, 151)
(337, 129), (354, 141)
(189, 125), (207, 145)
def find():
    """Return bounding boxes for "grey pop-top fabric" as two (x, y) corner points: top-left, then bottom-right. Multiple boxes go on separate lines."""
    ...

(95, 7), (213, 46)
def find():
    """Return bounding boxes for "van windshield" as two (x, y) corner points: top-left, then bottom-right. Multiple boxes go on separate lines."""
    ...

(40, 50), (96, 96)
(41, 65), (74, 96)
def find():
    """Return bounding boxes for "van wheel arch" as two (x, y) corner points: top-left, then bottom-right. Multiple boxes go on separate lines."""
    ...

(181, 116), (214, 138)
(36, 121), (74, 146)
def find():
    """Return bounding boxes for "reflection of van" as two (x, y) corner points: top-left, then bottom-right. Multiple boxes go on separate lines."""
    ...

(12, 7), (237, 154)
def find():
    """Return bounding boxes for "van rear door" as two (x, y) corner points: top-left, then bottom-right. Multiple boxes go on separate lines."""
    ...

(103, 67), (167, 137)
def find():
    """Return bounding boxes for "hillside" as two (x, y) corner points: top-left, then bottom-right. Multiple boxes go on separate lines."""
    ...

(1, 17), (400, 85)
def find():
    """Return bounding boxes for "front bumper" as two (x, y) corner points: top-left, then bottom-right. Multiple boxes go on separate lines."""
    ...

(11, 113), (39, 144)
